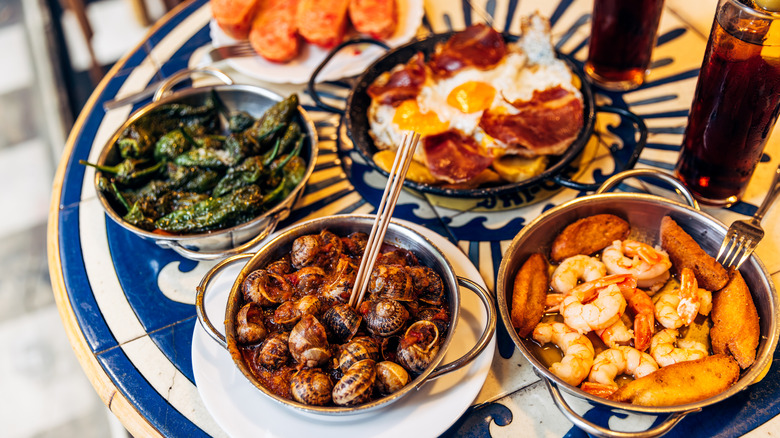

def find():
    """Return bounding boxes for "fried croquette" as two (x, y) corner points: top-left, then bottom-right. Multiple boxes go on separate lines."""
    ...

(710, 270), (760, 369)
(660, 216), (729, 291)
(511, 253), (549, 337)
(609, 354), (740, 406)
(550, 214), (629, 262)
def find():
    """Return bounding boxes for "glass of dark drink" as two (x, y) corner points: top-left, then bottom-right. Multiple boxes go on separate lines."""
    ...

(676, 0), (780, 206)
(585, 0), (665, 90)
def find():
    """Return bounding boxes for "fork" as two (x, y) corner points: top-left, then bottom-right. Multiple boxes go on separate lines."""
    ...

(204, 41), (256, 63)
(103, 42), (257, 110)
(716, 164), (780, 269)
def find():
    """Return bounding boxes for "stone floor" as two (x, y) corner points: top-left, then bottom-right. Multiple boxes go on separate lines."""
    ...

(0, 0), (162, 436)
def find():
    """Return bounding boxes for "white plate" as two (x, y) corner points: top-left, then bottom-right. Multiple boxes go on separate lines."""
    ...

(191, 219), (496, 438)
(209, 0), (425, 84)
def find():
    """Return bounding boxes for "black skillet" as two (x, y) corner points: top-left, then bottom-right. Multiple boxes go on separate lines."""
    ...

(308, 32), (648, 199)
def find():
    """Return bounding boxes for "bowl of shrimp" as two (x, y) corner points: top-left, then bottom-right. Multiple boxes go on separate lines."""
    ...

(495, 169), (779, 438)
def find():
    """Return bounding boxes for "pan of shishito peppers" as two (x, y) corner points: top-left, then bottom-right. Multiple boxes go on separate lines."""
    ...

(85, 76), (318, 260)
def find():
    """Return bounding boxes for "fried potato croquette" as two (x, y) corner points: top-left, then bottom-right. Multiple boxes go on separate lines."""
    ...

(550, 214), (629, 263)
(511, 253), (549, 337)
(609, 354), (740, 406)
(711, 270), (760, 369)
(660, 216), (729, 291)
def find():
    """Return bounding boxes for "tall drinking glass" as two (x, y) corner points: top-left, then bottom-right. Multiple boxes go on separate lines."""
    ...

(676, 0), (780, 206)
(585, 0), (666, 90)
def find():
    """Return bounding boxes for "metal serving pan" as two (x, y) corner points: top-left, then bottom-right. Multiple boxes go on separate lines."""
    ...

(495, 169), (779, 438)
(91, 67), (318, 260)
(195, 214), (496, 416)
(308, 32), (647, 207)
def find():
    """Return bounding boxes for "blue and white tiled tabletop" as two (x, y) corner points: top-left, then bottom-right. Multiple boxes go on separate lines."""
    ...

(49, 0), (780, 436)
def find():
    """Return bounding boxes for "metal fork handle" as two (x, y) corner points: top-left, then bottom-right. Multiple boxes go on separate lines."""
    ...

(753, 164), (780, 222)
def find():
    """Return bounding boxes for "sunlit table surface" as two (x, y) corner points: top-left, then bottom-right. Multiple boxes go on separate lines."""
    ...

(48, 0), (780, 436)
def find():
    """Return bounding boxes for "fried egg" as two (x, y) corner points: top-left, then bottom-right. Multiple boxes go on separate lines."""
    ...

(367, 16), (584, 186)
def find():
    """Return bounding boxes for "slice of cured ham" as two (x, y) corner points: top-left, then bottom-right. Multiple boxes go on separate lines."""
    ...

(367, 53), (427, 106)
(422, 130), (493, 183)
(479, 86), (584, 156)
(428, 23), (507, 77)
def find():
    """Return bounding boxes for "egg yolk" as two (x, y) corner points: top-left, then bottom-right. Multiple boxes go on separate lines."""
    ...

(447, 81), (496, 113)
(392, 100), (449, 135)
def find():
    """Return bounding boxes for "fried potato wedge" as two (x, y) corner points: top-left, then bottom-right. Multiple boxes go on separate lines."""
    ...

(511, 253), (549, 337)
(711, 270), (760, 369)
(660, 216), (728, 291)
(550, 214), (629, 262)
(609, 354), (740, 406)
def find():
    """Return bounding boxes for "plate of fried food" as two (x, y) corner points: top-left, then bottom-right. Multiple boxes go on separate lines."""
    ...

(495, 169), (778, 437)
(209, 0), (424, 84)
(309, 13), (647, 209)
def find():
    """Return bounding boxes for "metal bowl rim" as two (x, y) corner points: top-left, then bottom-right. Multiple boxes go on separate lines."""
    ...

(223, 214), (465, 416)
(92, 83), (319, 242)
(495, 192), (779, 414)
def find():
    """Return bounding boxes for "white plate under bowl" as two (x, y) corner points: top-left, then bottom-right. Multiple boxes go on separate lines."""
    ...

(191, 219), (496, 437)
(209, 0), (424, 84)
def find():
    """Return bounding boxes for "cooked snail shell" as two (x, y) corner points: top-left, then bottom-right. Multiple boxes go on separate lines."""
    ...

(293, 266), (326, 295)
(338, 336), (380, 372)
(408, 265), (445, 306)
(368, 265), (414, 301)
(288, 315), (331, 368)
(375, 360), (410, 394)
(319, 257), (358, 303)
(273, 295), (324, 327)
(235, 302), (267, 344)
(363, 298), (409, 337)
(416, 306), (450, 336)
(342, 232), (368, 256)
(266, 257), (293, 276)
(291, 234), (321, 269)
(397, 320), (440, 374)
(332, 359), (376, 406)
(241, 269), (292, 306)
(321, 303), (362, 344)
(290, 368), (333, 406)
(256, 331), (290, 369)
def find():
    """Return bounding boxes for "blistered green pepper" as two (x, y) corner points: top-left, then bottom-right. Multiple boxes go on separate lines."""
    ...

(80, 158), (163, 186)
(212, 156), (265, 197)
(154, 185), (265, 233)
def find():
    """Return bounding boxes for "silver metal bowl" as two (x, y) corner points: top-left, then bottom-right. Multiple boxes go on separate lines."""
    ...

(495, 169), (779, 438)
(92, 68), (318, 260)
(196, 214), (496, 416)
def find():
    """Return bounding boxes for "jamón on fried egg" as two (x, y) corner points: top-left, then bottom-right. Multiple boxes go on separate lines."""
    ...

(366, 14), (584, 186)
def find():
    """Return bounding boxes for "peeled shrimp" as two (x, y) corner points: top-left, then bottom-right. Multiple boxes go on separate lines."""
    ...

(550, 255), (607, 294)
(588, 346), (659, 387)
(532, 322), (595, 386)
(653, 287), (713, 329)
(650, 328), (708, 367)
(561, 283), (627, 334)
(602, 240), (672, 290)
(596, 319), (634, 348)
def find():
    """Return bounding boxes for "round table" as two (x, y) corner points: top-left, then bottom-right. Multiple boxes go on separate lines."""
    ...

(48, 0), (780, 436)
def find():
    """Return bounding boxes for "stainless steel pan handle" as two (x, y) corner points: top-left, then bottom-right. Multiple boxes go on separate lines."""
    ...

(596, 168), (699, 209)
(539, 372), (700, 438)
(195, 253), (254, 348)
(426, 277), (497, 380)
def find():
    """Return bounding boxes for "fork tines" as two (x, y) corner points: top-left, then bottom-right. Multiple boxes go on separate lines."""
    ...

(716, 227), (760, 270)
(348, 132), (421, 309)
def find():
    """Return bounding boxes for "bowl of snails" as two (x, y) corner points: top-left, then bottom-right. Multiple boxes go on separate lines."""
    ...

(196, 214), (496, 416)
(495, 169), (778, 438)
